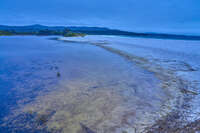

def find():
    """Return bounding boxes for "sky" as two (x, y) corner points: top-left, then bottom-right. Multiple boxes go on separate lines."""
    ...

(0, 0), (200, 34)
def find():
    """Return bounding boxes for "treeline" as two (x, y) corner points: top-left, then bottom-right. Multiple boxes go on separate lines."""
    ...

(0, 29), (87, 37)
(0, 29), (69, 36)
(2, 25), (200, 40)
(0, 30), (13, 36)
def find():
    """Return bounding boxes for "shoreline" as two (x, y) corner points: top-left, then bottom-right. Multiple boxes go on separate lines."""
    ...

(58, 35), (200, 132)
(0, 35), (199, 132)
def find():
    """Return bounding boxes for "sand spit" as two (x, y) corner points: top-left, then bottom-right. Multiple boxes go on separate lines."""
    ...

(56, 36), (200, 133)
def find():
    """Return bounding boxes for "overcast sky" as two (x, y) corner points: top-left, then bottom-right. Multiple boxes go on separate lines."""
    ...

(0, 0), (200, 34)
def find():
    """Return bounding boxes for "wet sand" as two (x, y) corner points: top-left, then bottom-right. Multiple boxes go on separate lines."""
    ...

(0, 36), (199, 133)
(58, 35), (200, 133)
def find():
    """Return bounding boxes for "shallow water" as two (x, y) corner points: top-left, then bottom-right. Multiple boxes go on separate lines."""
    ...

(101, 36), (200, 123)
(58, 35), (200, 132)
(0, 36), (178, 133)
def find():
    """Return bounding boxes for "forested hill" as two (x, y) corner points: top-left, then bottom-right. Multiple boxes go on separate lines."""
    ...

(1, 24), (200, 40)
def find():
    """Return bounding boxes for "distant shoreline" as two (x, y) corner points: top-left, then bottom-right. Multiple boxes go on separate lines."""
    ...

(1, 24), (200, 40)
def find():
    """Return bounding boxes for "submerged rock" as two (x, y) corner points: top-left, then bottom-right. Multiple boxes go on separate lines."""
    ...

(57, 72), (61, 77)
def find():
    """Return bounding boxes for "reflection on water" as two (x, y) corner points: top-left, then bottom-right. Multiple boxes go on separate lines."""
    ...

(0, 36), (175, 133)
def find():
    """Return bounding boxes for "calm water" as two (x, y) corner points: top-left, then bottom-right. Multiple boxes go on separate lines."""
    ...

(0, 36), (172, 133)
(104, 36), (200, 122)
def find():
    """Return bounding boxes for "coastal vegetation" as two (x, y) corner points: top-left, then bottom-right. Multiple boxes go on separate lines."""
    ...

(64, 31), (86, 37)
(0, 29), (69, 36)
(0, 26), (87, 37)
(1, 24), (200, 40)
(0, 30), (13, 36)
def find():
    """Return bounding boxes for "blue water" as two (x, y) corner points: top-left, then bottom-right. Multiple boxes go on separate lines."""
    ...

(0, 36), (63, 132)
(0, 36), (170, 133)
(93, 35), (200, 122)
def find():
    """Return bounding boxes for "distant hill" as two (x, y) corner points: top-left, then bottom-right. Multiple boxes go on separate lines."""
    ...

(0, 24), (122, 35)
(1, 24), (200, 40)
(0, 24), (66, 32)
